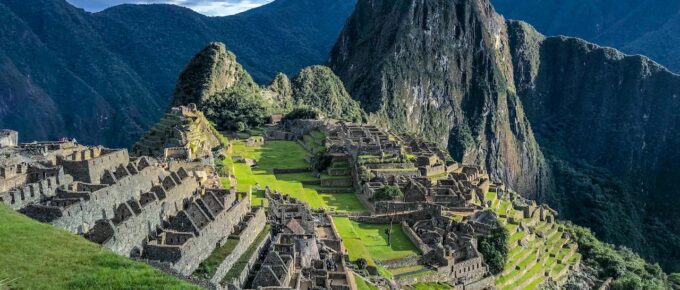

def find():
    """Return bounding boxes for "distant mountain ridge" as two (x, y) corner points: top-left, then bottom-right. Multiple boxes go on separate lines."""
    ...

(0, 0), (356, 147)
(492, 0), (680, 73)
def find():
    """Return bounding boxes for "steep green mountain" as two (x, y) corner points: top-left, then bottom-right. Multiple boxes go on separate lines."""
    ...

(492, 0), (680, 73)
(171, 43), (365, 130)
(329, 0), (680, 273)
(0, 0), (356, 147)
(290, 65), (365, 123)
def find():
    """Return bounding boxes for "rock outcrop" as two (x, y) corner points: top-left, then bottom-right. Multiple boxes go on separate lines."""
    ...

(508, 21), (680, 271)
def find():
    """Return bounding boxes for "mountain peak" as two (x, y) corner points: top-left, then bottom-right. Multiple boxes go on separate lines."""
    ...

(172, 42), (258, 107)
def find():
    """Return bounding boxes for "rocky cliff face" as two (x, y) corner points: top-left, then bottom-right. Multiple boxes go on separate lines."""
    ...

(329, 0), (549, 199)
(508, 21), (680, 271)
(330, 0), (680, 270)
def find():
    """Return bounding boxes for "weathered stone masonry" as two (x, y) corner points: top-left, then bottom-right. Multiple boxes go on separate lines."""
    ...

(144, 190), (251, 275)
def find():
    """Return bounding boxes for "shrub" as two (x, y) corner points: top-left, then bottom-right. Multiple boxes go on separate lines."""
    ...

(478, 227), (509, 274)
(372, 186), (403, 201)
(283, 107), (319, 121)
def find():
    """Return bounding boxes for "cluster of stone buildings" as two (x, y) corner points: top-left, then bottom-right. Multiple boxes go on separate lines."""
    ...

(265, 120), (498, 289)
(226, 189), (355, 290)
(0, 129), (265, 289)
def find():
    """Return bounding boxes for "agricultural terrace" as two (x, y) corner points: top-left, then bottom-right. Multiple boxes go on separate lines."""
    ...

(484, 192), (581, 289)
(223, 133), (365, 213)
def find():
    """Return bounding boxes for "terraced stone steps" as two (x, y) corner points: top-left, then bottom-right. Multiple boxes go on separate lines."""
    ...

(483, 192), (581, 289)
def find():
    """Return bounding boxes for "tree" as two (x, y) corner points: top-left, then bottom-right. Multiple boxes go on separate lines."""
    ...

(372, 185), (403, 201)
(478, 227), (509, 274)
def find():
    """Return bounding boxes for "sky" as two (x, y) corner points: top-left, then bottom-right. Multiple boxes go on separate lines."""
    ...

(66, 0), (274, 16)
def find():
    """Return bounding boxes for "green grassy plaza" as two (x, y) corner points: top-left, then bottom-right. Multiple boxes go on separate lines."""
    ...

(223, 139), (365, 212)
(0, 204), (199, 290)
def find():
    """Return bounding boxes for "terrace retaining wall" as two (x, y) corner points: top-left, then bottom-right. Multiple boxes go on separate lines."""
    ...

(210, 208), (266, 284)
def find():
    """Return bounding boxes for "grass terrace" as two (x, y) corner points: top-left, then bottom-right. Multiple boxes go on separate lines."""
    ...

(483, 192), (581, 289)
(224, 139), (365, 212)
(0, 204), (200, 290)
(334, 217), (420, 279)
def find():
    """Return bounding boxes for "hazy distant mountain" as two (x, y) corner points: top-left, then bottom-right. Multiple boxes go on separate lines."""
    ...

(0, 0), (356, 146)
(492, 0), (680, 73)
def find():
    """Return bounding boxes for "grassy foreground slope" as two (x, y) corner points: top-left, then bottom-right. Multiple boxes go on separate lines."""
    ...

(0, 204), (199, 290)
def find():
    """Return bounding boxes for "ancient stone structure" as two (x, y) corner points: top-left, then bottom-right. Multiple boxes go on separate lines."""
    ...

(234, 189), (356, 290)
(403, 213), (496, 289)
(0, 129), (18, 148)
(132, 104), (221, 160)
(144, 189), (251, 275)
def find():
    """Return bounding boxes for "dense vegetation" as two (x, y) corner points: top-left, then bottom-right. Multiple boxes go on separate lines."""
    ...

(0, 0), (356, 146)
(563, 222), (669, 289)
(291, 66), (366, 123)
(202, 88), (269, 132)
(492, 0), (680, 73)
(477, 227), (509, 275)
(283, 107), (320, 121)
(371, 186), (404, 201)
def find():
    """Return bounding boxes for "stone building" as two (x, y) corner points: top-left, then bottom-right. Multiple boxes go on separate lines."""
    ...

(241, 190), (356, 290)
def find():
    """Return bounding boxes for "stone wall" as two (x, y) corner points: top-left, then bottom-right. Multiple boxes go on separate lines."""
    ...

(210, 207), (266, 284)
(401, 222), (429, 254)
(23, 166), (166, 234)
(89, 176), (199, 257)
(272, 168), (309, 174)
(59, 149), (130, 184)
(0, 130), (18, 148)
(320, 178), (352, 187)
(1, 170), (72, 210)
(225, 234), (272, 289)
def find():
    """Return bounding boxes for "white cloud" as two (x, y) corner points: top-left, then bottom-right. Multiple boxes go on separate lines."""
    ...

(67, 0), (274, 16)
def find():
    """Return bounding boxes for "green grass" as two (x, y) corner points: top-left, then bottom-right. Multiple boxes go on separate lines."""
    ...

(354, 274), (378, 290)
(193, 238), (240, 279)
(227, 140), (365, 212)
(0, 204), (200, 290)
(485, 194), (581, 289)
(221, 225), (271, 285)
(334, 217), (419, 263)
(389, 265), (426, 276)
(407, 282), (452, 290)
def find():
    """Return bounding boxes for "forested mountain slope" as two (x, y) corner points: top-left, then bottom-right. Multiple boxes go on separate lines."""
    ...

(0, 0), (356, 146)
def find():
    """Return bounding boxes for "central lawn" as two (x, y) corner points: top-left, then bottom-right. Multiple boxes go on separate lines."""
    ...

(333, 217), (419, 263)
(0, 204), (199, 290)
(225, 140), (365, 212)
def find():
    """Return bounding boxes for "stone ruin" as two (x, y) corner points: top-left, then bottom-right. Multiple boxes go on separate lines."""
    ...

(401, 212), (496, 290)
(0, 130), (261, 287)
(231, 189), (355, 290)
(132, 104), (221, 160)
